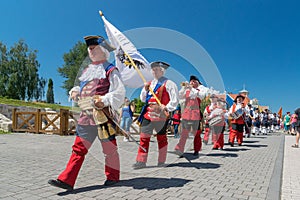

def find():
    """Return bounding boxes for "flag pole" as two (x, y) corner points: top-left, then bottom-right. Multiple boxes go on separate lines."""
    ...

(99, 11), (162, 106)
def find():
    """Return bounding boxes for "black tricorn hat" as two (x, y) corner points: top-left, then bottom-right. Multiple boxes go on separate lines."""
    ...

(234, 94), (245, 102)
(190, 75), (202, 85)
(210, 94), (218, 99)
(84, 35), (116, 52)
(150, 61), (170, 69)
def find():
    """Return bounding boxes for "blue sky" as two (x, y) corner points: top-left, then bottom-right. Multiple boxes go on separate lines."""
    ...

(1, 0), (299, 114)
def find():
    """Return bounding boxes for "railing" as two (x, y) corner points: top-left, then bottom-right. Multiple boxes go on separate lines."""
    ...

(12, 108), (76, 135)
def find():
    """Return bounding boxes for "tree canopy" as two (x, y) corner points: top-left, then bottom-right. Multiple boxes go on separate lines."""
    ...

(46, 78), (54, 103)
(57, 41), (89, 95)
(0, 40), (46, 101)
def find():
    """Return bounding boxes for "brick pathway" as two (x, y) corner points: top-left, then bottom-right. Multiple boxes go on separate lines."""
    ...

(0, 131), (288, 200)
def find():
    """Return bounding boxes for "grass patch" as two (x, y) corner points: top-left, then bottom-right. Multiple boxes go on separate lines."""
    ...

(0, 130), (12, 134)
(0, 97), (71, 110)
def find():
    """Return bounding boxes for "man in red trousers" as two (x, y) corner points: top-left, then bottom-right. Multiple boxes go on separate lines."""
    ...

(174, 75), (206, 156)
(133, 61), (178, 169)
(48, 35), (125, 190)
(228, 94), (246, 147)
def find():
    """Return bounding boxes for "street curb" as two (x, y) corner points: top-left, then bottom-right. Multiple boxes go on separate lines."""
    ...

(266, 133), (284, 200)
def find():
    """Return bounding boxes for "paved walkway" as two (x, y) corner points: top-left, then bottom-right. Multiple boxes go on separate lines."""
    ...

(281, 134), (300, 200)
(0, 131), (298, 200)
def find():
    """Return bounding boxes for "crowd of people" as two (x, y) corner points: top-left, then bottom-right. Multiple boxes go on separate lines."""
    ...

(48, 34), (300, 191)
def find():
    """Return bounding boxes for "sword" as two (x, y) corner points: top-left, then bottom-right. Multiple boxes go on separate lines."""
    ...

(91, 100), (147, 152)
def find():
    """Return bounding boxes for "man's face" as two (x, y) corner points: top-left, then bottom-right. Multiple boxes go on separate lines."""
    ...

(88, 45), (106, 62)
(210, 97), (218, 103)
(189, 79), (199, 88)
(151, 67), (164, 79)
(236, 97), (243, 104)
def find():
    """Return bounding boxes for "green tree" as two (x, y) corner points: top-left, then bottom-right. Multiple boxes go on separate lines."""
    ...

(200, 96), (211, 114)
(133, 98), (145, 114)
(0, 40), (45, 101)
(34, 77), (47, 101)
(46, 78), (54, 103)
(57, 41), (88, 95)
(0, 42), (9, 96)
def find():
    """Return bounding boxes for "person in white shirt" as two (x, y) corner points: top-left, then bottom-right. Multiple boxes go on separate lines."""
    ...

(49, 35), (125, 190)
(252, 108), (261, 135)
(133, 61), (179, 169)
(227, 94), (246, 147)
(174, 75), (206, 156)
(203, 94), (218, 145)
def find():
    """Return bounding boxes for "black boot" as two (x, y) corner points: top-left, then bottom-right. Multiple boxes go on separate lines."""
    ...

(132, 162), (146, 169)
(104, 180), (119, 186)
(48, 179), (73, 191)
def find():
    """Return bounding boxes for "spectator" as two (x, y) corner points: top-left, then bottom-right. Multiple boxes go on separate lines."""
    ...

(119, 97), (135, 141)
(292, 108), (300, 148)
(171, 105), (181, 138)
(291, 112), (298, 136)
(284, 112), (291, 134)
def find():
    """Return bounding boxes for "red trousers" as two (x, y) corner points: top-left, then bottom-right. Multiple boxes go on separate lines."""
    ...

(203, 126), (210, 142)
(58, 136), (120, 187)
(175, 129), (202, 152)
(136, 133), (168, 163)
(229, 128), (243, 145)
(212, 133), (224, 148)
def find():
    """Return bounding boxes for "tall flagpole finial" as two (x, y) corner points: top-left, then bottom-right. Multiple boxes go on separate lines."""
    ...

(99, 10), (104, 16)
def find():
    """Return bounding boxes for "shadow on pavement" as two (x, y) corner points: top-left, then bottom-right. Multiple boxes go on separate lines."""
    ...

(57, 185), (105, 196)
(205, 153), (238, 158)
(222, 148), (249, 152)
(166, 162), (220, 169)
(242, 140), (259, 143)
(57, 177), (192, 195)
(117, 177), (192, 190)
(242, 144), (268, 148)
(251, 136), (267, 139)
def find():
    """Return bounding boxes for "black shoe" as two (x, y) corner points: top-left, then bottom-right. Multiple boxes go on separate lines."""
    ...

(104, 180), (119, 186)
(157, 162), (167, 167)
(174, 149), (184, 157)
(193, 151), (199, 156)
(238, 143), (242, 146)
(229, 142), (234, 147)
(132, 162), (146, 169)
(212, 147), (218, 150)
(48, 179), (73, 191)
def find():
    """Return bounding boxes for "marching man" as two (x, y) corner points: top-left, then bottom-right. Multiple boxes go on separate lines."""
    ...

(174, 75), (206, 156)
(203, 94), (219, 145)
(208, 98), (227, 150)
(48, 35), (125, 190)
(227, 94), (246, 147)
(133, 61), (178, 169)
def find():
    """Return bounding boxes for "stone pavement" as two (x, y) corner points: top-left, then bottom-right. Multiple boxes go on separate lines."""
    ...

(281, 135), (300, 200)
(0, 131), (296, 200)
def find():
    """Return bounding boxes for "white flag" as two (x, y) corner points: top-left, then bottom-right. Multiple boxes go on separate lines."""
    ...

(101, 14), (153, 88)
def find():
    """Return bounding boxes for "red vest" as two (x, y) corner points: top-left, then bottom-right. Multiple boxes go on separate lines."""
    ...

(78, 67), (115, 125)
(144, 81), (170, 121)
(231, 104), (245, 125)
(182, 90), (202, 121)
